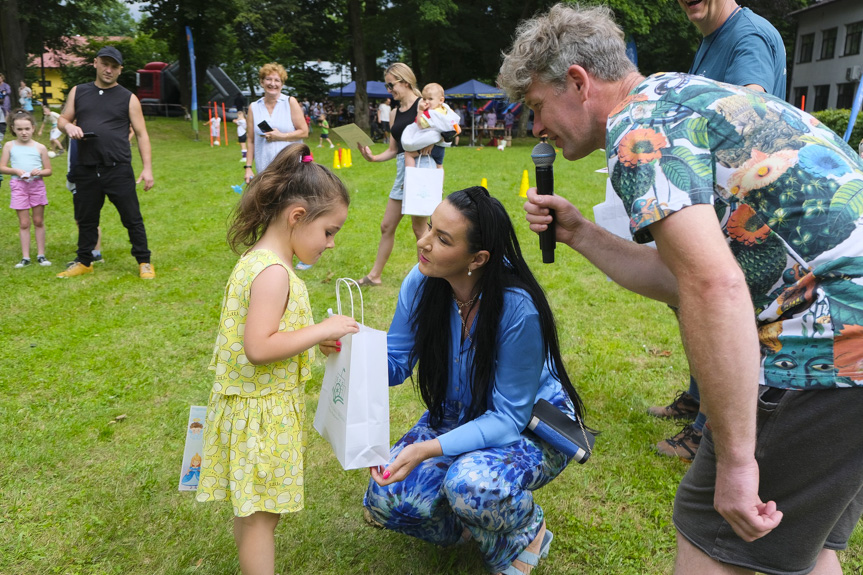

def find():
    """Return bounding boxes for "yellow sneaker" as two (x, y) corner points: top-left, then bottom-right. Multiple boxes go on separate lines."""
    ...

(139, 262), (156, 279)
(57, 262), (94, 278)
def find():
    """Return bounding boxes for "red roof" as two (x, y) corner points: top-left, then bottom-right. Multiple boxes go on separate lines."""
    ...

(28, 36), (127, 68)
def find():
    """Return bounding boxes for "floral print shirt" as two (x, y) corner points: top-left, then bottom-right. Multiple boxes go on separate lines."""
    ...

(606, 72), (863, 390)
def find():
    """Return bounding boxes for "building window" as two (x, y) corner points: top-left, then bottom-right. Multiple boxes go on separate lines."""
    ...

(793, 87), (808, 109)
(814, 84), (830, 111)
(799, 33), (814, 63)
(837, 82), (858, 109)
(821, 28), (837, 60)
(38, 79), (52, 87)
(845, 22), (863, 56)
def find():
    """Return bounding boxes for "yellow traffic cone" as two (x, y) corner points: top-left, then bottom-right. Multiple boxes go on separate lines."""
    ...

(333, 149), (341, 170)
(344, 148), (353, 168)
(519, 170), (529, 198)
(481, 177), (488, 189)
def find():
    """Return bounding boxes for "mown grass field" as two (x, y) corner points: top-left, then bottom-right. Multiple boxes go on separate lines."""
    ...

(2, 116), (860, 574)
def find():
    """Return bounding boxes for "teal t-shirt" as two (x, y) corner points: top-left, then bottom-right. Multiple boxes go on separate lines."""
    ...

(688, 7), (786, 99)
(606, 73), (863, 390)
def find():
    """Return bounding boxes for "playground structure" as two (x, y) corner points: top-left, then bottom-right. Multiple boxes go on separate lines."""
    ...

(137, 61), (243, 119)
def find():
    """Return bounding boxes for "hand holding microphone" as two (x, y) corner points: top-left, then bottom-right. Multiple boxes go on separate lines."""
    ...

(531, 138), (556, 263)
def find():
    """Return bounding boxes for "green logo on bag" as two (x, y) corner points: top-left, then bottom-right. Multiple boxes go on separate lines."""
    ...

(332, 368), (346, 405)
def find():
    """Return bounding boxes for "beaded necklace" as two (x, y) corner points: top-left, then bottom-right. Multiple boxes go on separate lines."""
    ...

(453, 293), (478, 346)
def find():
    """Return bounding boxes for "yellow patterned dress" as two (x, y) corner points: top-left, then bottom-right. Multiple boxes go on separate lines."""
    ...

(196, 249), (315, 516)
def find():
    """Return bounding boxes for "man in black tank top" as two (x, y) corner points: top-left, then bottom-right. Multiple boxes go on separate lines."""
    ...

(57, 46), (156, 279)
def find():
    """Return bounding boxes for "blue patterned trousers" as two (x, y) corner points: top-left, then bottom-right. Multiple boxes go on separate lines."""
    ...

(363, 391), (573, 572)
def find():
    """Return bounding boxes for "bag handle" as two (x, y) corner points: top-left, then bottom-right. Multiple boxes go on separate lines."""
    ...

(335, 278), (364, 324)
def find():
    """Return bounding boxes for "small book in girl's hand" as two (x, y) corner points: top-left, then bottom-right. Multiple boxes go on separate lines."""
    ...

(528, 399), (595, 464)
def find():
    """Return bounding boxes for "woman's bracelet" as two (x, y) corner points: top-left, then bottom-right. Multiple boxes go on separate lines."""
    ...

(244, 165), (252, 170)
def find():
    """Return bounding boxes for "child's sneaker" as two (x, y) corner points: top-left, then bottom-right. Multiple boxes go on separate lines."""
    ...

(37, 255), (52, 266)
(14, 258), (31, 268)
(92, 252), (104, 263)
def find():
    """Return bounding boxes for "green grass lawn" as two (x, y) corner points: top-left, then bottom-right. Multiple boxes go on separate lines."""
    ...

(2, 117), (860, 574)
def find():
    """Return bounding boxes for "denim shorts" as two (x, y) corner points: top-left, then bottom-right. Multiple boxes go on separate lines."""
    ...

(389, 153), (436, 200)
(431, 144), (445, 166)
(674, 386), (863, 575)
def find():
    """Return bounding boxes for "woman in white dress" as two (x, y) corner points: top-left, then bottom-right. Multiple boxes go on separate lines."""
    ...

(244, 63), (308, 183)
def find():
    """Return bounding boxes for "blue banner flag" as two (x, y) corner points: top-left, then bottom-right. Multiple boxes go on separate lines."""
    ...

(185, 26), (198, 136)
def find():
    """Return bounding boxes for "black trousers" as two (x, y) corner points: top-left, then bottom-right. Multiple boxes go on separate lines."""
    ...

(71, 163), (150, 266)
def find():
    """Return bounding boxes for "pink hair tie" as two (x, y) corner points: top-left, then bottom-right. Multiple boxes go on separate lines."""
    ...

(301, 154), (314, 163)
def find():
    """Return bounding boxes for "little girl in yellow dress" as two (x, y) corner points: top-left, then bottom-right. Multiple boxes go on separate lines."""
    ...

(196, 143), (359, 574)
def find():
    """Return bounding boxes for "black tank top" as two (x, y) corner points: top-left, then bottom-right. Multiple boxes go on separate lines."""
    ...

(74, 82), (133, 166)
(390, 97), (420, 154)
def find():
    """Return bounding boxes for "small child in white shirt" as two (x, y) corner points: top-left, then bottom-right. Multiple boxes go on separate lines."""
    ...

(208, 115), (221, 146)
(233, 110), (247, 162)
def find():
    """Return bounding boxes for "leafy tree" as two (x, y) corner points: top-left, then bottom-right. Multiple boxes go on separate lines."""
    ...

(226, 0), (342, 99)
(0, 0), (122, 107)
(60, 32), (174, 96)
(70, 0), (137, 36)
(140, 0), (239, 111)
(627, 0), (700, 76)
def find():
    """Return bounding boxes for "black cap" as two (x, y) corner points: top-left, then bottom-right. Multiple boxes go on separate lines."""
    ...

(95, 46), (123, 65)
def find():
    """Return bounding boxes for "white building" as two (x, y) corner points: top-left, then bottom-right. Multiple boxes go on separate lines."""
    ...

(789, 0), (863, 112)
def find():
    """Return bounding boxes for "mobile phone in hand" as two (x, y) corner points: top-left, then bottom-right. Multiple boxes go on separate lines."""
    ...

(257, 120), (273, 133)
(81, 132), (98, 139)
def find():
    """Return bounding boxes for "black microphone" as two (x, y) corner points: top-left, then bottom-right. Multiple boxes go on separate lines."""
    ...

(531, 138), (556, 264)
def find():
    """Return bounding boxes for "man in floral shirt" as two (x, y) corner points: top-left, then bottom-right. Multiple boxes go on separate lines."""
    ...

(500, 4), (863, 575)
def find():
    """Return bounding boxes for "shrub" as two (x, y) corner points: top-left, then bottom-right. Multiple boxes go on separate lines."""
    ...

(812, 108), (863, 146)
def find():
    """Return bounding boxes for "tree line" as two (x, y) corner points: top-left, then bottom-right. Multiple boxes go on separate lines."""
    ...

(1, 0), (811, 134)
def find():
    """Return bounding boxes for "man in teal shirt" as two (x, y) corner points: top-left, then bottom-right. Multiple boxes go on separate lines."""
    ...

(683, 0), (786, 98)
(649, 0), (787, 461)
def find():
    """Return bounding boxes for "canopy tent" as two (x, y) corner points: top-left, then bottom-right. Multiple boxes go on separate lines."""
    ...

(444, 80), (505, 99)
(444, 80), (506, 146)
(328, 80), (391, 99)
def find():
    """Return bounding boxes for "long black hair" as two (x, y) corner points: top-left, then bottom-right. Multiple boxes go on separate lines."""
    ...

(409, 186), (586, 427)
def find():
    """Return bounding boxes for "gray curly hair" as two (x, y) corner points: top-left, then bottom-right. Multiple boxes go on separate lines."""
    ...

(498, 3), (636, 102)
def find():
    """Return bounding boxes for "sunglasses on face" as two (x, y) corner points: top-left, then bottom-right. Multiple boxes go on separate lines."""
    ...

(385, 82), (398, 90)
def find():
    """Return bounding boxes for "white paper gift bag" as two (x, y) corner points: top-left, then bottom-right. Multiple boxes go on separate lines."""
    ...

(402, 162), (444, 216)
(313, 278), (390, 470)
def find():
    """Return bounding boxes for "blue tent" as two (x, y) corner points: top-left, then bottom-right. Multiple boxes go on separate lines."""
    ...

(445, 80), (505, 145)
(328, 81), (391, 99)
(444, 79), (505, 99)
